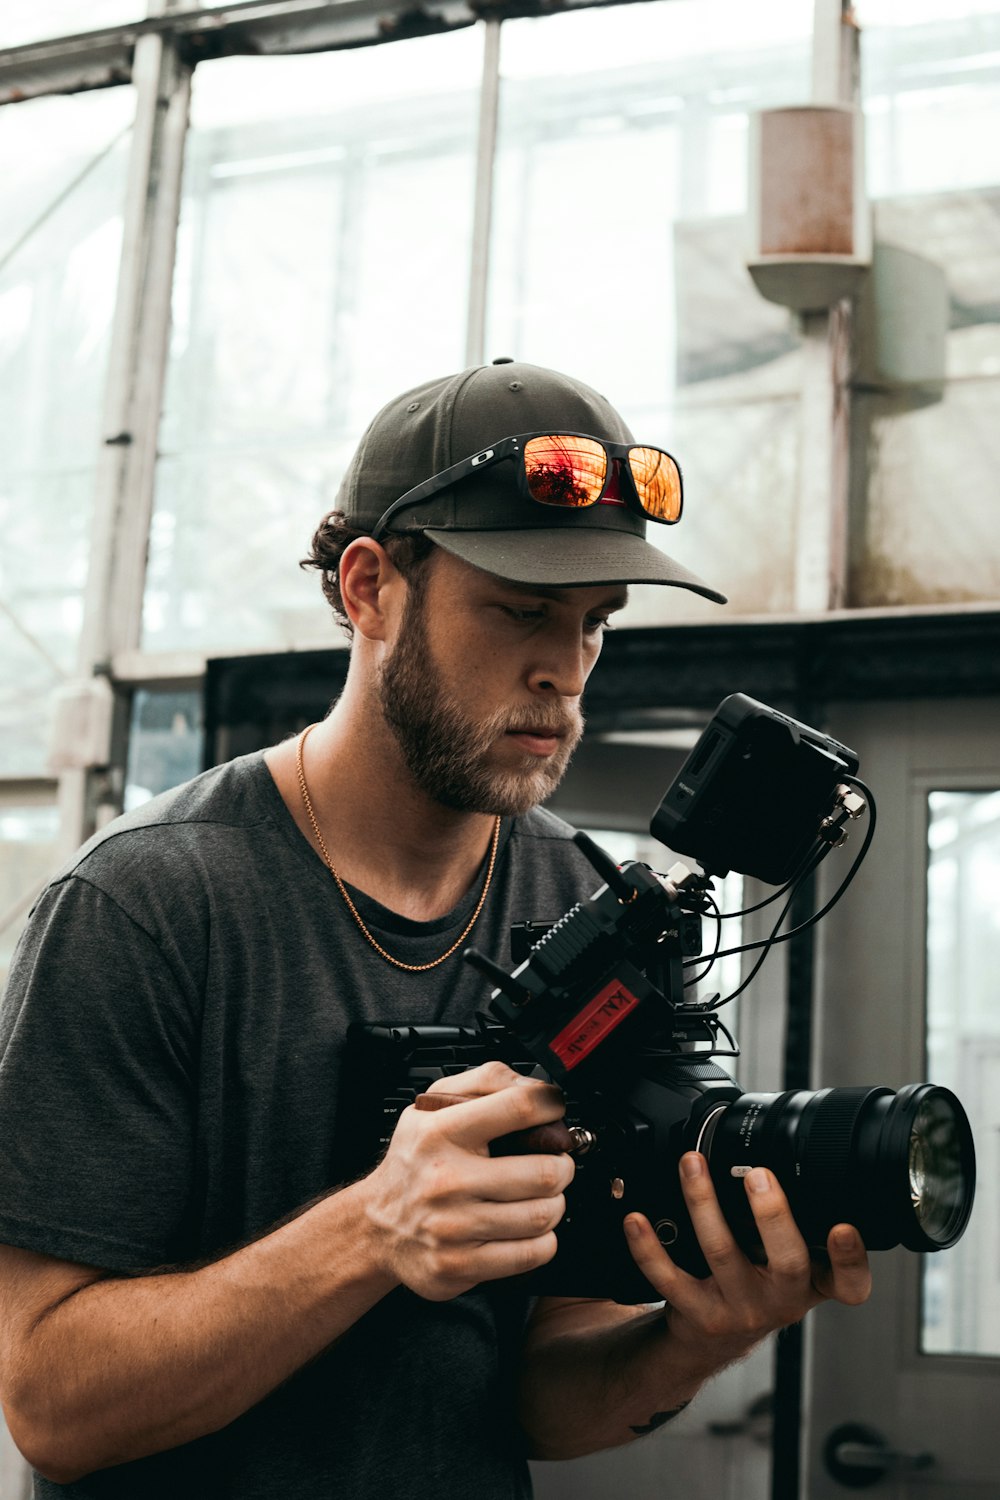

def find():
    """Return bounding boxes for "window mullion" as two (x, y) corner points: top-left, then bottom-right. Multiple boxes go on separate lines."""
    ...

(465, 17), (501, 368)
(62, 30), (192, 848)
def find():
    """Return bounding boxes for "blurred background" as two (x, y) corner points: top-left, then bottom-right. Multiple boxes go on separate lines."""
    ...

(0, 2), (998, 1496)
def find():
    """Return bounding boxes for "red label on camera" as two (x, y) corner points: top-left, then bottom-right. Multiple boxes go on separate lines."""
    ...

(549, 978), (641, 1071)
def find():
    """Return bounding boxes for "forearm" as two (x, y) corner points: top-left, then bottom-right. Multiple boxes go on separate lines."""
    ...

(4, 1180), (396, 1483)
(518, 1297), (755, 1460)
(3, 1068), (577, 1484)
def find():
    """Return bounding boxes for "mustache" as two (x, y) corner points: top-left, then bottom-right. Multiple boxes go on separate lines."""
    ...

(489, 704), (585, 739)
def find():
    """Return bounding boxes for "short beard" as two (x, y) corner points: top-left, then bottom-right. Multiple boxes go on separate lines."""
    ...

(377, 580), (583, 817)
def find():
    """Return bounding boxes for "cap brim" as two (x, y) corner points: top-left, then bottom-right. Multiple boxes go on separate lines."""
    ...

(423, 528), (728, 604)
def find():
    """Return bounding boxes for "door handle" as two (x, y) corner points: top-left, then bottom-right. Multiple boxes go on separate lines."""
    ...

(707, 1390), (772, 1445)
(823, 1422), (934, 1488)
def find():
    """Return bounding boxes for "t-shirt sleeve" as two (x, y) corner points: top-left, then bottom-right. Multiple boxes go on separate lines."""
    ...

(0, 874), (199, 1271)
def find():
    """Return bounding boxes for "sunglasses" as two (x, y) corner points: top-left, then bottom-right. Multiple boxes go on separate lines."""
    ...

(371, 432), (684, 539)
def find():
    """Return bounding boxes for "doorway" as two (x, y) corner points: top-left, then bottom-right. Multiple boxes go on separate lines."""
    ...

(805, 697), (999, 1499)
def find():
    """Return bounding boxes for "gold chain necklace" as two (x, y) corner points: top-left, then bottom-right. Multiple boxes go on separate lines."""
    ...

(294, 723), (502, 973)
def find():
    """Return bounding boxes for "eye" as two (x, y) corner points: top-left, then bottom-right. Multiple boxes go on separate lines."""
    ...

(500, 604), (545, 624)
(585, 615), (615, 635)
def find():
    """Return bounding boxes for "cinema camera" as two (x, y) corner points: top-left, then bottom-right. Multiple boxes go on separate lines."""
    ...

(338, 695), (976, 1301)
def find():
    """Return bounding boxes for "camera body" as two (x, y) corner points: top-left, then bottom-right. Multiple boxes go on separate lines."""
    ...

(338, 1016), (745, 1296)
(336, 695), (975, 1301)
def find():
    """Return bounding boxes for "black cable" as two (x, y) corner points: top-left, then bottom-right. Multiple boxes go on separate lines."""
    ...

(769, 776), (876, 942)
(682, 890), (724, 989)
(680, 777), (877, 1002)
(681, 841), (836, 969)
(702, 869), (803, 1009)
(713, 838), (829, 921)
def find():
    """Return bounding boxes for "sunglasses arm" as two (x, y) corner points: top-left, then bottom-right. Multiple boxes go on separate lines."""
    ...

(370, 440), (519, 539)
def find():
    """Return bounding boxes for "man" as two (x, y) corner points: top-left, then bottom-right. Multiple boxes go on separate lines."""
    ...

(0, 359), (871, 1497)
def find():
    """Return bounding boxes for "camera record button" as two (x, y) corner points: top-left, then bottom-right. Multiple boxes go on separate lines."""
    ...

(655, 1220), (680, 1247)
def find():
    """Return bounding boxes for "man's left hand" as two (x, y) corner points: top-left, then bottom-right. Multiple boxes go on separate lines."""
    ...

(624, 1150), (872, 1364)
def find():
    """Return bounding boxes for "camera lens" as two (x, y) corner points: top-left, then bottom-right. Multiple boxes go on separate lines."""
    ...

(699, 1083), (975, 1254)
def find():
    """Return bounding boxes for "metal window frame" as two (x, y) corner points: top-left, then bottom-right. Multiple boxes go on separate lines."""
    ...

(1, 0), (862, 845)
(0, 0), (659, 104)
(0, 0), (509, 840)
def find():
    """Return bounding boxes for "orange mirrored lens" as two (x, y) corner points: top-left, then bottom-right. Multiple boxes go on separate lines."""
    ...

(627, 446), (682, 522)
(523, 435), (607, 508)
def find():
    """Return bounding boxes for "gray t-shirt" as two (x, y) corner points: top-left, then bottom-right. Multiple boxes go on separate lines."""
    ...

(0, 752), (600, 1499)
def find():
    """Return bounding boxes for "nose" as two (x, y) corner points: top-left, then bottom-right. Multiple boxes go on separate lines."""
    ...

(527, 624), (595, 700)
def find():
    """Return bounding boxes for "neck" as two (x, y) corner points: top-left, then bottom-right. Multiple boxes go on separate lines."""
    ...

(266, 696), (501, 923)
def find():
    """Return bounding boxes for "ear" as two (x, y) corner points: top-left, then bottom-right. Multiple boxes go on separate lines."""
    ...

(338, 538), (406, 641)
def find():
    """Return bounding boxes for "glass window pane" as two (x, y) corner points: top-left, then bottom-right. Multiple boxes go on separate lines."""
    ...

(0, 800), (60, 985)
(860, 2), (1000, 380)
(0, 1), (145, 48)
(625, 397), (800, 624)
(0, 88), (135, 775)
(859, 1), (1000, 197)
(923, 789), (1000, 1356)
(850, 2), (1000, 608)
(849, 379), (1000, 607)
(486, 0), (811, 625)
(869, 195), (1000, 383)
(145, 32), (483, 653)
(126, 688), (204, 807)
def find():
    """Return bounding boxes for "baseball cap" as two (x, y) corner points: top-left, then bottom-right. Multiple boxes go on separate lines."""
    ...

(335, 358), (727, 603)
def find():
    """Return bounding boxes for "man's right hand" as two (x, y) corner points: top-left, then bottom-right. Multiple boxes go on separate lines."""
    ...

(0, 1063), (573, 1480)
(362, 1061), (575, 1301)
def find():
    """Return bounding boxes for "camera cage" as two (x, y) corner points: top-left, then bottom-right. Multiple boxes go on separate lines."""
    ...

(463, 693), (873, 1092)
(336, 694), (976, 1294)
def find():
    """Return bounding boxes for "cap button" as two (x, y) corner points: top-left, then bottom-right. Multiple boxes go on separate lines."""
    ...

(491, 355), (514, 364)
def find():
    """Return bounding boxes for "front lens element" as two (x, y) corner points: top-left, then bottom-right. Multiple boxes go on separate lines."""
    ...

(627, 446), (683, 522)
(523, 435), (607, 508)
(904, 1089), (972, 1246)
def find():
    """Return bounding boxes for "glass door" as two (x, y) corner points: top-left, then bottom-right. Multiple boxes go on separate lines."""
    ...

(923, 789), (1000, 1359)
(806, 697), (1000, 1499)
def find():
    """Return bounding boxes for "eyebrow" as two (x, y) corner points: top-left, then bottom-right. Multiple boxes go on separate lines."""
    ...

(592, 589), (629, 614)
(504, 583), (629, 611)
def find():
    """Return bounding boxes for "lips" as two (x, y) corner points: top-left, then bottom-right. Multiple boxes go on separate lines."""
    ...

(505, 726), (564, 756)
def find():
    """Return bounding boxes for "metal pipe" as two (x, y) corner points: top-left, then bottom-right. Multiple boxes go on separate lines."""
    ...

(465, 18), (502, 369)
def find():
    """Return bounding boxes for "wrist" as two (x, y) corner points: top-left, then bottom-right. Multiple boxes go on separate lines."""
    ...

(657, 1303), (761, 1386)
(323, 1174), (402, 1297)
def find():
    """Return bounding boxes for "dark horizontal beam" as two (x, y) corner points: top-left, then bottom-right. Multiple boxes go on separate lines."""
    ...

(583, 607), (1000, 730)
(204, 607), (1000, 763)
(0, 0), (637, 104)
